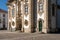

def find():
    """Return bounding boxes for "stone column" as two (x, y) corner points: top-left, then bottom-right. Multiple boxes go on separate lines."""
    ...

(42, 0), (48, 33)
(28, 0), (32, 33)
(36, 0), (39, 32)
(21, 1), (24, 32)
(7, 6), (12, 31)
(14, 4), (17, 31)
(23, 0), (32, 33)
(10, 5), (16, 32)
(36, 20), (39, 32)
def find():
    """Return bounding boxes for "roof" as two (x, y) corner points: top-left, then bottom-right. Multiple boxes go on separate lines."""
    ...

(0, 9), (8, 13)
(8, 0), (15, 3)
(7, 0), (16, 6)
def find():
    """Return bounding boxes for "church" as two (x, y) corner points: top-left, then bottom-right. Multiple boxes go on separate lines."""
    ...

(7, 0), (58, 33)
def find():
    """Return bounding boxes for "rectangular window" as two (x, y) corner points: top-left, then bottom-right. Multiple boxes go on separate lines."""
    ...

(52, 4), (55, 16)
(12, 9), (14, 17)
(25, 5), (28, 13)
(39, 0), (44, 13)
(3, 18), (5, 24)
(3, 24), (5, 29)
(39, 3), (43, 12)
(3, 14), (5, 17)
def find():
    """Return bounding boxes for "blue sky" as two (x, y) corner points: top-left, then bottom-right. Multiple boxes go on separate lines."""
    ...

(0, 0), (8, 11)
(0, 0), (60, 11)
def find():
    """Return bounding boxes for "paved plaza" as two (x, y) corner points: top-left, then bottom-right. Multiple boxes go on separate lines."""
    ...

(0, 30), (60, 40)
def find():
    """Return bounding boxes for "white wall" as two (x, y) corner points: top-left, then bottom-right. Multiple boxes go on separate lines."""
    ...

(0, 13), (8, 29)
(0, 13), (3, 28)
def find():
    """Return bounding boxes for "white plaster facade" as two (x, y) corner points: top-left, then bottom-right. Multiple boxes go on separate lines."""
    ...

(0, 9), (8, 30)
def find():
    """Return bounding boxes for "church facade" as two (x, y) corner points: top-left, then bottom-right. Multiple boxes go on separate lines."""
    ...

(7, 0), (57, 33)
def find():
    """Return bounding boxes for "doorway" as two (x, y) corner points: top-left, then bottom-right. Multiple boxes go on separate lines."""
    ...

(39, 19), (43, 32)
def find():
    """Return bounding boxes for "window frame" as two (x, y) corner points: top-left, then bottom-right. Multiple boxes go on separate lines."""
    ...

(38, 0), (44, 12)
(12, 8), (15, 17)
(3, 14), (5, 17)
(38, 0), (44, 16)
(24, 4), (28, 15)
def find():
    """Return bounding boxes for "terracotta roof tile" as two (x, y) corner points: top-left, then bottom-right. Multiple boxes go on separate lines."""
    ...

(0, 9), (8, 13)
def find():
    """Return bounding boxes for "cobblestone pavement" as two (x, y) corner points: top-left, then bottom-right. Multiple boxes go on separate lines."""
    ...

(0, 30), (60, 40)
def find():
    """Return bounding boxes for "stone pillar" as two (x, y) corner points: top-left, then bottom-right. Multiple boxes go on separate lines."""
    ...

(36, 20), (39, 32)
(7, 6), (12, 31)
(11, 5), (16, 32)
(23, 0), (32, 33)
(21, 1), (24, 32)
(42, 0), (48, 33)
(36, 0), (40, 32)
